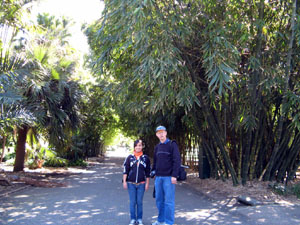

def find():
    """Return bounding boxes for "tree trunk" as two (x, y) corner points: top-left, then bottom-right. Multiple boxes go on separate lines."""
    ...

(241, 0), (265, 185)
(185, 59), (238, 184)
(262, 0), (297, 181)
(13, 125), (29, 172)
(287, 156), (300, 183)
(242, 131), (253, 185)
(249, 115), (265, 180)
(0, 135), (6, 163)
(237, 131), (243, 179)
(278, 136), (300, 182)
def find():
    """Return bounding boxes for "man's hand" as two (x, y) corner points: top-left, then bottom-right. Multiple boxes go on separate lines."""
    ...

(171, 177), (177, 184)
(123, 182), (127, 189)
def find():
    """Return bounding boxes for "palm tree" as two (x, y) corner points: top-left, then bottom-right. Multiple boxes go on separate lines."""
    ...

(0, 38), (35, 167)
(0, 0), (36, 164)
(0, 6), (81, 171)
(13, 69), (80, 171)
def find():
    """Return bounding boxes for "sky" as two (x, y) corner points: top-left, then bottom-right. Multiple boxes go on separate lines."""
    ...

(31, 0), (104, 53)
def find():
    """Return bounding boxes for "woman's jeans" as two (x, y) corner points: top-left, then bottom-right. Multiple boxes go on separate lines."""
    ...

(127, 182), (145, 220)
(155, 176), (175, 225)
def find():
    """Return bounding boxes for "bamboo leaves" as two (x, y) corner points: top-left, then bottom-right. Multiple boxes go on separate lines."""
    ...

(202, 26), (239, 95)
(88, 0), (300, 185)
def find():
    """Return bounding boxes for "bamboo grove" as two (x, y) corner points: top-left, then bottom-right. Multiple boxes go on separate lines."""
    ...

(85, 0), (300, 185)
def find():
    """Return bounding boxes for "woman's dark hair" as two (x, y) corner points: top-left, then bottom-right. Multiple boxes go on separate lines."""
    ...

(134, 139), (142, 148)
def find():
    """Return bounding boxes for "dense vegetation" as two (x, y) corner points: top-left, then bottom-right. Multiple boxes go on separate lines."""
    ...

(1, 0), (299, 186)
(85, 0), (300, 185)
(0, 0), (114, 171)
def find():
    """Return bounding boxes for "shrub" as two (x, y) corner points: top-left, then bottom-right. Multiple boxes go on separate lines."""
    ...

(44, 157), (69, 167)
(270, 182), (300, 199)
(291, 183), (300, 199)
(68, 159), (88, 167)
(3, 152), (16, 162)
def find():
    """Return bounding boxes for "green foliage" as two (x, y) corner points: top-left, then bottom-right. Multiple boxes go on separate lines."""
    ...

(291, 183), (300, 199)
(0, 0), (33, 27)
(270, 182), (300, 199)
(68, 159), (87, 167)
(3, 151), (15, 162)
(0, 4), (84, 171)
(37, 13), (74, 46)
(86, 0), (198, 114)
(43, 157), (87, 168)
(85, 0), (300, 185)
(27, 144), (49, 160)
(43, 157), (68, 167)
(20, 14), (82, 157)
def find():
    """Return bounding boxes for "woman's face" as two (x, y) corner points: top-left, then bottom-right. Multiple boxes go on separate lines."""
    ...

(134, 141), (143, 152)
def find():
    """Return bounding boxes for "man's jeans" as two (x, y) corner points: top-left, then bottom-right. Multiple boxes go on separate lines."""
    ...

(155, 176), (175, 224)
(127, 182), (145, 220)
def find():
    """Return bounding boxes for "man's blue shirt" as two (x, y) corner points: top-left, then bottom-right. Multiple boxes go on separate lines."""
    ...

(160, 138), (170, 144)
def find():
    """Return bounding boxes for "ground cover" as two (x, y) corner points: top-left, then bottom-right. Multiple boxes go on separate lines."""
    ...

(184, 171), (300, 206)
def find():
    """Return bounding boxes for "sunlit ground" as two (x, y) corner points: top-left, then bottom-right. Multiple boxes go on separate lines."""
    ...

(0, 145), (129, 172)
(0, 163), (95, 174)
(105, 146), (130, 158)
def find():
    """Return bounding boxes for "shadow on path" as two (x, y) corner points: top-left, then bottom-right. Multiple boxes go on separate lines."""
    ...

(0, 156), (300, 225)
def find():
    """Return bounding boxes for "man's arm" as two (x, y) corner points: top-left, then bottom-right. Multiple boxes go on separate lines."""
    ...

(171, 141), (181, 179)
(151, 146), (157, 172)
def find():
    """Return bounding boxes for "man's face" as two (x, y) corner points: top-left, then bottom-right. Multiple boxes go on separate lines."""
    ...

(156, 130), (167, 142)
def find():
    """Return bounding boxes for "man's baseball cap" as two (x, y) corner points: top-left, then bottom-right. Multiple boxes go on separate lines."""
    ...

(156, 125), (166, 133)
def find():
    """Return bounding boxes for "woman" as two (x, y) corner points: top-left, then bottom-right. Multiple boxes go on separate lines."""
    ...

(123, 140), (151, 225)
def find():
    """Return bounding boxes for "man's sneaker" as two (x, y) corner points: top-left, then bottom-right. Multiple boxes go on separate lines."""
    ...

(151, 221), (165, 225)
(137, 219), (144, 225)
(129, 219), (136, 225)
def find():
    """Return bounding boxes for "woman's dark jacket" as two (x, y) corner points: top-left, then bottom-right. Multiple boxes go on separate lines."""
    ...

(123, 154), (151, 183)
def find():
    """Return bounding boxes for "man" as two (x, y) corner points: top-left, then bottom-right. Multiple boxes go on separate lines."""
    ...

(151, 125), (181, 225)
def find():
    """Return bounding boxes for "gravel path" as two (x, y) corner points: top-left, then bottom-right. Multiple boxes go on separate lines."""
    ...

(0, 156), (300, 225)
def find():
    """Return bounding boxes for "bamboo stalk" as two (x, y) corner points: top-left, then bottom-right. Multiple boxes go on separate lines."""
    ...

(262, 0), (297, 181)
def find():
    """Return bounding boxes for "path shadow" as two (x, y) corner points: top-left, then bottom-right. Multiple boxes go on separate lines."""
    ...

(1, 156), (300, 225)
